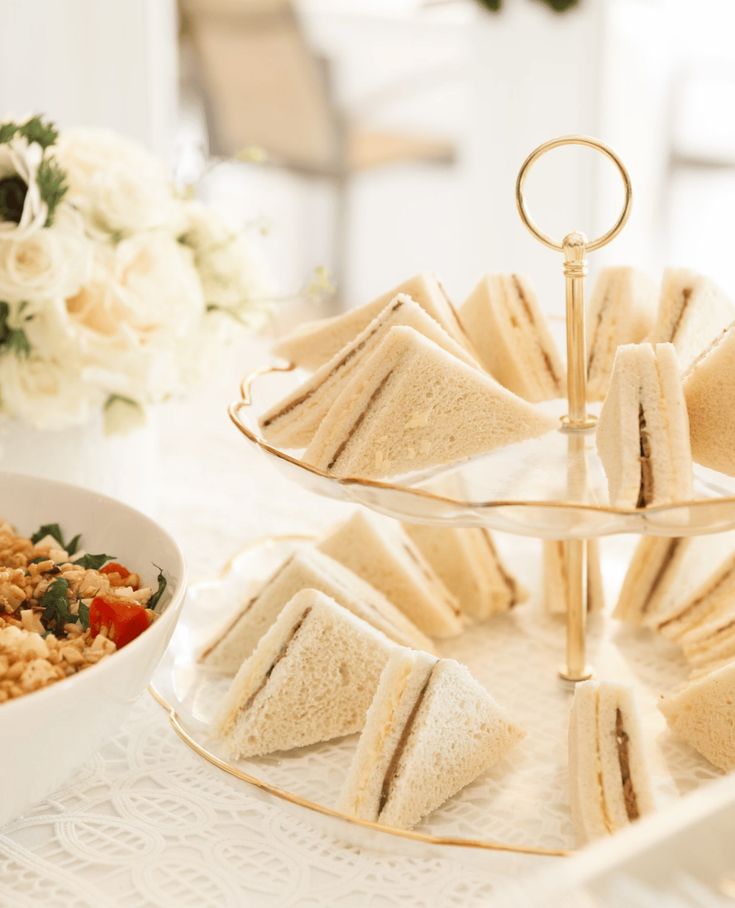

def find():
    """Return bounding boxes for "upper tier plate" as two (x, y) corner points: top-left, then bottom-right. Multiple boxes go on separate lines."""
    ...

(229, 365), (735, 539)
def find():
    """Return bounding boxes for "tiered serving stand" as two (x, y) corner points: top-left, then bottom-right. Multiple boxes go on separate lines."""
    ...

(154, 137), (735, 866)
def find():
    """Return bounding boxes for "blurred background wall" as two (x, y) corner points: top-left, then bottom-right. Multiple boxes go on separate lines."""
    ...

(3, 0), (734, 315)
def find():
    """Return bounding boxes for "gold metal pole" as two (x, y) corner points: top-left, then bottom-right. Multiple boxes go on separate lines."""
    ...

(515, 135), (632, 683)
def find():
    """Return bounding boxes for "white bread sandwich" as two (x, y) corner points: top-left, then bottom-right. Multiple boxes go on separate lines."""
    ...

(337, 649), (524, 828)
(200, 547), (433, 672)
(596, 342), (693, 508)
(303, 326), (556, 480)
(586, 267), (657, 401)
(649, 268), (735, 370)
(659, 660), (735, 771)
(543, 539), (604, 615)
(683, 320), (735, 476)
(679, 614), (735, 676)
(260, 295), (478, 449)
(401, 524), (527, 621)
(273, 273), (475, 370)
(655, 551), (735, 643)
(318, 511), (462, 638)
(459, 273), (565, 402)
(215, 589), (394, 759)
(614, 533), (735, 628)
(568, 680), (655, 844)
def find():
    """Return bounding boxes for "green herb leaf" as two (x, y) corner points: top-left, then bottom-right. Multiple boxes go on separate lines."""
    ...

(77, 601), (90, 630)
(0, 123), (17, 144)
(31, 523), (66, 547)
(36, 156), (67, 226)
(148, 565), (167, 613)
(76, 552), (114, 571)
(41, 577), (71, 636)
(17, 115), (59, 150)
(66, 534), (82, 557)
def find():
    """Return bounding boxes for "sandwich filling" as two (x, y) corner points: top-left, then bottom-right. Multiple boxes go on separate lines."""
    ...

(263, 300), (404, 429)
(511, 275), (562, 389)
(668, 286), (693, 344)
(637, 403), (655, 508)
(615, 707), (639, 821)
(402, 542), (460, 615)
(377, 664), (436, 818)
(327, 370), (395, 470)
(234, 607), (312, 724)
(639, 539), (681, 615)
(201, 556), (295, 661)
(658, 561), (735, 633)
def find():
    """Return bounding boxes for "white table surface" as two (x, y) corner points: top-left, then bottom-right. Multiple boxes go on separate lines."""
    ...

(0, 338), (507, 908)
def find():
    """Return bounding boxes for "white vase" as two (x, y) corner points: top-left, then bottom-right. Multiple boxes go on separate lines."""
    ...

(0, 411), (159, 516)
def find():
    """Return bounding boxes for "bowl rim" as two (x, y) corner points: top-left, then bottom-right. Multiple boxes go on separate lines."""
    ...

(0, 470), (187, 714)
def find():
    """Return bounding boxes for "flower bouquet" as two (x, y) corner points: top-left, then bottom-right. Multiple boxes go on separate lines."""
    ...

(0, 115), (270, 433)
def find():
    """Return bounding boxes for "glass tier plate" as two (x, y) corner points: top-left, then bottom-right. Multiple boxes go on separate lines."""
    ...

(150, 536), (722, 874)
(228, 365), (735, 539)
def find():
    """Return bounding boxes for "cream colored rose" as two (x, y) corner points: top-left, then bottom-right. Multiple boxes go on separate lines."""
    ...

(0, 137), (47, 240)
(59, 235), (204, 401)
(56, 128), (184, 238)
(0, 207), (91, 304)
(0, 352), (101, 430)
(181, 201), (271, 312)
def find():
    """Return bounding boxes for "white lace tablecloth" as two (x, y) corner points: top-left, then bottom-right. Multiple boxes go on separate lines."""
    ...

(0, 343), (514, 907)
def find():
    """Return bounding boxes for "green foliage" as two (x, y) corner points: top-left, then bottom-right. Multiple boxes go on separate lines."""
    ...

(148, 566), (167, 613)
(76, 552), (115, 571)
(0, 115), (60, 150)
(36, 157), (67, 226)
(0, 301), (32, 356)
(41, 577), (72, 636)
(30, 523), (81, 555)
(77, 601), (90, 630)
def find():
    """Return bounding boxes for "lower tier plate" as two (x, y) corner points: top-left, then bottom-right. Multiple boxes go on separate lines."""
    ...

(150, 534), (722, 878)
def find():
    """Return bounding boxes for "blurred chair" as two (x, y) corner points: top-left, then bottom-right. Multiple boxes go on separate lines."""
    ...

(179, 0), (457, 307)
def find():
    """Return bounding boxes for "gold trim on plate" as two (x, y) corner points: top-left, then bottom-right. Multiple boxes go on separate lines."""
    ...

(147, 683), (571, 858)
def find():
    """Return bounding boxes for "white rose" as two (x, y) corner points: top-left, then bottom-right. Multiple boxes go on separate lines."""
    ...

(0, 352), (102, 430)
(55, 128), (184, 239)
(181, 201), (271, 314)
(0, 137), (47, 240)
(0, 206), (91, 304)
(61, 235), (204, 401)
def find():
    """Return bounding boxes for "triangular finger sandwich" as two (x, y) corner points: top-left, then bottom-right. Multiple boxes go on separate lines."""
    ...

(596, 342), (693, 508)
(260, 295), (478, 449)
(614, 533), (735, 628)
(683, 320), (735, 476)
(273, 273), (475, 369)
(459, 273), (565, 402)
(337, 649), (524, 829)
(543, 539), (605, 615)
(679, 614), (735, 675)
(569, 680), (655, 845)
(655, 550), (735, 643)
(659, 661), (735, 771)
(586, 266), (657, 401)
(402, 524), (527, 621)
(303, 326), (556, 480)
(215, 589), (394, 759)
(200, 547), (433, 672)
(649, 268), (735, 370)
(318, 511), (462, 638)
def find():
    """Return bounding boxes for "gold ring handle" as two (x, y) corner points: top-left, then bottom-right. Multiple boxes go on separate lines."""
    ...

(515, 135), (632, 252)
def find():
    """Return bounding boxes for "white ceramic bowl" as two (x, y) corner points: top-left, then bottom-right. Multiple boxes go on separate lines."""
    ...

(0, 472), (186, 826)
